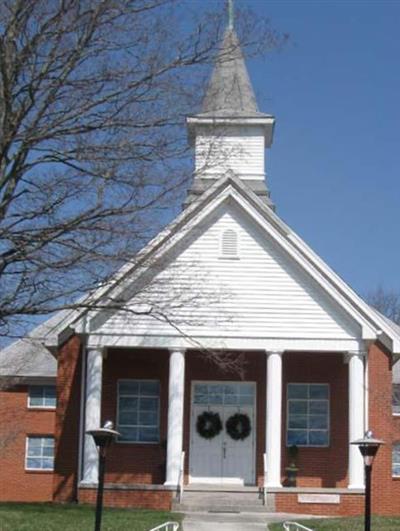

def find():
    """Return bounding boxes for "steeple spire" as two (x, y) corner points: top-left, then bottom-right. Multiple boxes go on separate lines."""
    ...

(185, 3), (275, 209)
(227, 0), (234, 30)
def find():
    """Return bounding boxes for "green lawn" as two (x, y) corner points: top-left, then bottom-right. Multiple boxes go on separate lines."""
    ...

(269, 516), (400, 530)
(0, 503), (182, 531)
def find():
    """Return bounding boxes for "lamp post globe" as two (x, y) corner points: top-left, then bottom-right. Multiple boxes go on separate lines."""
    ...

(86, 421), (120, 531)
(351, 431), (384, 531)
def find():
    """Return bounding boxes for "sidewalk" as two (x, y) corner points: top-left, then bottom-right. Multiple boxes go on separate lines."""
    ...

(182, 511), (316, 530)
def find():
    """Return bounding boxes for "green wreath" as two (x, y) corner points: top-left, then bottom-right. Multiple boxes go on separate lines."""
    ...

(196, 411), (223, 439)
(226, 413), (251, 441)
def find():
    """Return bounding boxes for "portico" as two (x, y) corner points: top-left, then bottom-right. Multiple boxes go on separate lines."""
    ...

(80, 343), (367, 493)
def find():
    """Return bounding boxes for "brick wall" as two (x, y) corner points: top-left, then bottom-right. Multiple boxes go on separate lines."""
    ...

(53, 334), (82, 502)
(101, 348), (169, 485)
(0, 385), (55, 502)
(368, 341), (400, 515)
(282, 352), (349, 488)
(79, 487), (172, 510)
(275, 492), (364, 516)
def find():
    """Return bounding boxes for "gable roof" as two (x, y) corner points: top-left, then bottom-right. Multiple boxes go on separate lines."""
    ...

(2, 173), (400, 370)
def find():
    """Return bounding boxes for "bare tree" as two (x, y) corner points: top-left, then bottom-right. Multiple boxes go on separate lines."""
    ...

(0, 0), (284, 343)
(367, 286), (400, 325)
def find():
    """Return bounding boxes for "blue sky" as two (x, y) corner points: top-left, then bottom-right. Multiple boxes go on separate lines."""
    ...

(199, 0), (400, 297)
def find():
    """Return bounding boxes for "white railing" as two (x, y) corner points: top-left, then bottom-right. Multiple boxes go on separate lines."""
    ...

(263, 452), (267, 505)
(149, 522), (180, 531)
(178, 450), (185, 503)
(283, 522), (314, 531)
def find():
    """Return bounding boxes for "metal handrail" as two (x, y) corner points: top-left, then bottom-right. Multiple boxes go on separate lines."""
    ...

(263, 452), (267, 505)
(178, 450), (185, 503)
(149, 522), (180, 531)
(283, 522), (314, 531)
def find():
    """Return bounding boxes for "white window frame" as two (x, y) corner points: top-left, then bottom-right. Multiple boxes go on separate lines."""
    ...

(25, 436), (55, 471)
(27, 385), (56, 409)
(392, 443), (400, 477)
(286, 383), (330, 448)
(116, 379), (160, 444)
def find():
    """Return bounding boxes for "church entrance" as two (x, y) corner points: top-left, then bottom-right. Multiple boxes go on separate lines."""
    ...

(189, 381), (256, 485)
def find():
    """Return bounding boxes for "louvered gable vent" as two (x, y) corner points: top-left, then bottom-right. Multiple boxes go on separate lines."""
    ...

(220, 228), (239, 258)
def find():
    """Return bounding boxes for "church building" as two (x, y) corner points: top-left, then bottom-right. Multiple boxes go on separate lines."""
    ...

(1, 14), (400, 518)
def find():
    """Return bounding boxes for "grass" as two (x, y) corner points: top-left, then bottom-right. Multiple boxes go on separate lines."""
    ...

(0, 503), (182, 531)
(269, 516), (400, 530)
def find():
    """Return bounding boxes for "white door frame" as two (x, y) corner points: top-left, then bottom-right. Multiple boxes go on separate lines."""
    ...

(188, 380), (257, 485)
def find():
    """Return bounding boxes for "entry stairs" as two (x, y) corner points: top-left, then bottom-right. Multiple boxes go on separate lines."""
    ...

(172, 484), (275, 513)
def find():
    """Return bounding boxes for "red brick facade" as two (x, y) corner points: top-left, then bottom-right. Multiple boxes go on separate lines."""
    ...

(0, 385), (55, 502)
(1, 340), (400, 516)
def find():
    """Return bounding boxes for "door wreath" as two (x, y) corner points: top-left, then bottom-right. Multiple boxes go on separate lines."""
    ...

(226, 412), (251, 440)
(196, 411), (223, 439)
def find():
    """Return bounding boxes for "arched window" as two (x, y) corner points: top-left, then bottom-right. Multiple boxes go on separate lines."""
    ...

(392, 443), (400, 476)
(220, 229), (239, 258)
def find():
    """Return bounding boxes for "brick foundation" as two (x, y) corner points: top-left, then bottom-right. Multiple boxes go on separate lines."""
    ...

(275, 492), (364, 516)
(78, 486), (173, 510)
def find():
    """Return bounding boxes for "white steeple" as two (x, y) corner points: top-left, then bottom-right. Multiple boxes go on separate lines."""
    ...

(186, 5), (275, 207)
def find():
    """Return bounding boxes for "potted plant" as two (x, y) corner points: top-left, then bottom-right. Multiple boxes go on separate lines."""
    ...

(285, 445), (299, 486)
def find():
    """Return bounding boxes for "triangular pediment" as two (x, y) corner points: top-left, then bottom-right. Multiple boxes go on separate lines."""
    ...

(81, 177), (386, 353)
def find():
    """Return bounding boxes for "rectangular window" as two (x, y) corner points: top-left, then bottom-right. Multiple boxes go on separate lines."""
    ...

(393, 384), (400, 415)
(287, 383), (329, 447)
(392, 444), (400, 476)
(117, 380), (160, 443)
(25, 436), (54, 470)
(28, 385), (56, 408)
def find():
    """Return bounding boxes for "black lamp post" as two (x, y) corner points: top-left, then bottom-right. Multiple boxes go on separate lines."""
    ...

(86, 420), (120, 531)
(351, 431), (384, 531)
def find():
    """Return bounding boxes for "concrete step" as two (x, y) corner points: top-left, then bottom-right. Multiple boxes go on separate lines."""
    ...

(172, 490), (275, 513)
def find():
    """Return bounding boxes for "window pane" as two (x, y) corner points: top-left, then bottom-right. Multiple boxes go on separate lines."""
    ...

(239, 395), (253, 405)
(119, 427), (138, 441)
(27, 458), (41, 469)
(42, 458), (54, 469)
(309, 400), (328, 415)
(309, 430), (328, 446)
(310, 384), (328, 399)
(118, 411), (137, 425)
(28, 446), (41, 457)
(208, 393), (223, 405)
(139, 411), (158, 426)
(288, 384), (308, 399)
(119, 397), (138, 411)
(289, 401), (308, 415)
(194, 392), (208, 404)
(139, 381), (159, 396)
(393, 464), (400, 476)
(139, 427), (159, 442)
(287, 430), (308, 446)
(288, 416), (308, 429)
(140, 397), (158, 411)
(309, 415), (328, 430)
(119, 381), (139, 395)
(224, 394), (238, 405)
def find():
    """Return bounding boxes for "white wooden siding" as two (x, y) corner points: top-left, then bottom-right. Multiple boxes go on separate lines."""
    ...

(195, 125), (265, 179)
(93, 201), (361, 342)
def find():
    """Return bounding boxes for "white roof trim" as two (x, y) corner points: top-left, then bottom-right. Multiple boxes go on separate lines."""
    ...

(32, 173), (399, 355)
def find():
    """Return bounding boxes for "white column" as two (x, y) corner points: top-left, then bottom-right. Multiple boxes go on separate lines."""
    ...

(266, 351), (283, 488)
(165, 348), (186, 486)
(82, 348), (103, 484)
(348, 352), (365, 489)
